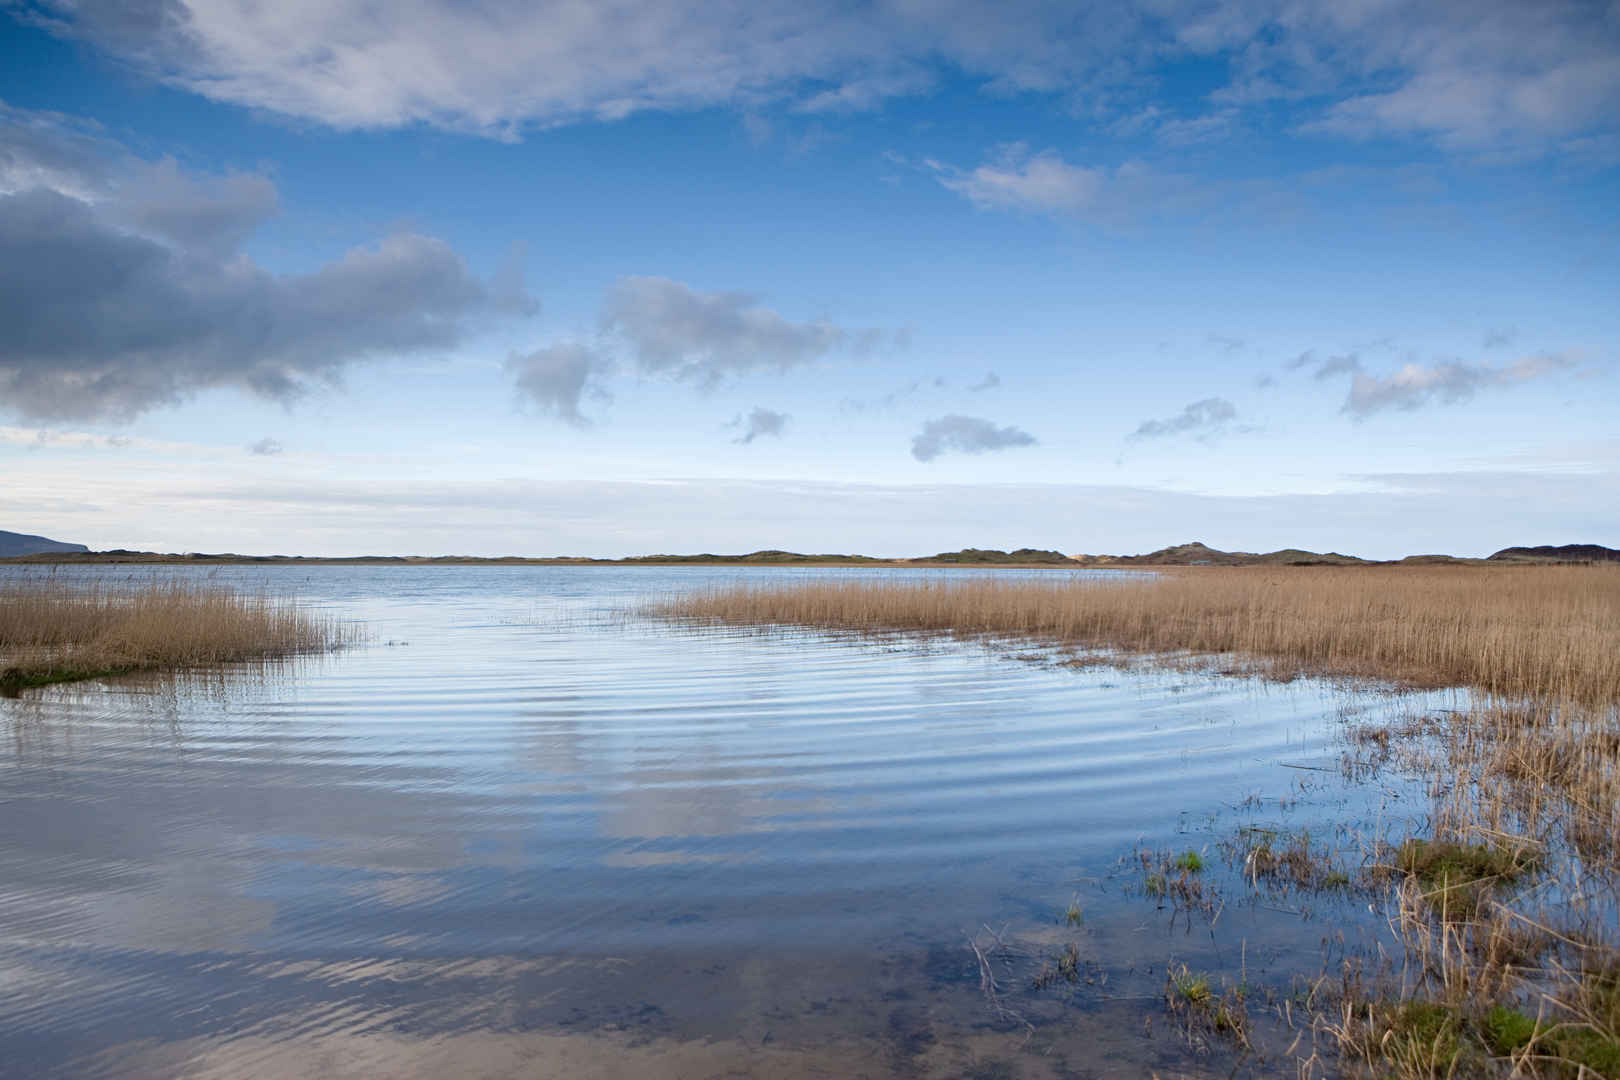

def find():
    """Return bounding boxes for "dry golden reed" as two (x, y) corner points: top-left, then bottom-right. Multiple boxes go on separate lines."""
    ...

(658, 565), (1620, 707)
(0, 579), (352, 688)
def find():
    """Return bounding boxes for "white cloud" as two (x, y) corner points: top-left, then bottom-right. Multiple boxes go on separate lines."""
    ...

(19, 1), (1615, 155)
(932, 144), (1105, 215)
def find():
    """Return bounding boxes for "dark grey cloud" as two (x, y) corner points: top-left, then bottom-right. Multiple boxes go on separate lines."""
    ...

(910, 414), (1036, 462)
(28, 0), (1614, 158)
(968, 371), (999, 391)
(602, 275), (883, 387)
(506, 343), (613, 426)
(0, 107), (532, 422)
(1129, 397), (1238, 440)
(116, 157), (279, 256)
(731, 406), (789, 444)
(246, 437), (283, 456)
(1344, 353), (1576, 418)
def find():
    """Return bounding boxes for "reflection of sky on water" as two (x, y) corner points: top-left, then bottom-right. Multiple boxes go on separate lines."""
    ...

(0, 566), (1457, 1076)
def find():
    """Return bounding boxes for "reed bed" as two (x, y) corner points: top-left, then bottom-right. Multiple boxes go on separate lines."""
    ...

(657, 565), (1620, 707)
(0, 579), (353, 691)
(659, 565), (1620, 1075)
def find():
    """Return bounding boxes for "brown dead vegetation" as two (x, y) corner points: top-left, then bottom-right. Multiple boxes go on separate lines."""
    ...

(0, 579), (352, 691)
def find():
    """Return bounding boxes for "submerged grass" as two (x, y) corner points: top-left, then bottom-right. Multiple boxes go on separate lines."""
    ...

(0, 579), (354, 692)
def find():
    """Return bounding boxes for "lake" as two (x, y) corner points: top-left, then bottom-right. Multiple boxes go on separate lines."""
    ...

(0, 565), (1450, 1077)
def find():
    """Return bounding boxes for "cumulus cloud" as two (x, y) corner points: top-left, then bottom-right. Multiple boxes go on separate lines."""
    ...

(19, 1), (1613, 156)
(1129, 397), (1238, 441)
(731, 406), (789, 444)
(601, 275), (882, 387)
(246, 437), (282, 455)
(0, 107), (533, 422)
(506, 343), (613, 426)
(1343, 353), (1576, 418)
(910, 414), (1036, 462)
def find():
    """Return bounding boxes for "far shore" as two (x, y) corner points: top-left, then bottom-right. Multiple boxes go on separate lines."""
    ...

(4, 539), (1615, 568)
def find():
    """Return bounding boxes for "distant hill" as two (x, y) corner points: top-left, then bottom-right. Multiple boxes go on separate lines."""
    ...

(1070, 541), (1367, 567)
(1487, 544), (1620, 564)
(621, 550), (889, 565)
(922, 547), (1073, 565)
(0, 529), (89, 557)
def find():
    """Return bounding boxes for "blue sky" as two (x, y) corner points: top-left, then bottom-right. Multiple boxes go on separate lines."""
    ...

(1, 0), (1616, 558)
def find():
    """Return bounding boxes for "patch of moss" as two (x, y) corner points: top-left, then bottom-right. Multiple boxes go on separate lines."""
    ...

(0, 663), (139, 695)
(1482, 1005), (1538, 1055)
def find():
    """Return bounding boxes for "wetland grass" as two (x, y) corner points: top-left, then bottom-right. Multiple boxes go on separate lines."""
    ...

(0, 579), (353, 692)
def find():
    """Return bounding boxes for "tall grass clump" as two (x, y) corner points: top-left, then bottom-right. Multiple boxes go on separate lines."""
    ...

(0, 579), (353, 691)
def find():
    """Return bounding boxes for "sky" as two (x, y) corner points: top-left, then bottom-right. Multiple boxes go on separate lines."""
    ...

(0, 0), (1617, 559)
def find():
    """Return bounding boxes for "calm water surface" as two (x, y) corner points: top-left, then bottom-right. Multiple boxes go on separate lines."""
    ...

(0, 566), (1449, 1077)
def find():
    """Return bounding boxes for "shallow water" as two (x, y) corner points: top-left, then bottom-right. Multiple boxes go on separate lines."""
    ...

(0, 566), (1451, 1077)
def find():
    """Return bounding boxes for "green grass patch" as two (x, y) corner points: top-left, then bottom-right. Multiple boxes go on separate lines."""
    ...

(1171, 970), (1212, 1006)
(1172, 850), (1205, 873)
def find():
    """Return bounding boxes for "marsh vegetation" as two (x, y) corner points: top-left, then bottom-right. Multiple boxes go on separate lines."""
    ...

(660, 565), (1620, 1076)
(0, 578), (353, 692)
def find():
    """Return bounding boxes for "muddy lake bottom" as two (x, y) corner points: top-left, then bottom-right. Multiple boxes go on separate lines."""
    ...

(0, 566), (1458, 1078)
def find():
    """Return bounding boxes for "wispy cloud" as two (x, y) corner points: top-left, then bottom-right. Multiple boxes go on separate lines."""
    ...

(1129, 397), (1238, 441)
(246, 437), (283, 456)
(968, 371), (1000, 392)
(601, 276), (886, 388)
(910, 414), (1036, 462)
(927, 144), (1174, 221)
(1344, 353), (1577, 418)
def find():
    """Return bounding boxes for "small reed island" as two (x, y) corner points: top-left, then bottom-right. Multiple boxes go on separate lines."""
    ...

(0, 580), (353, 694)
